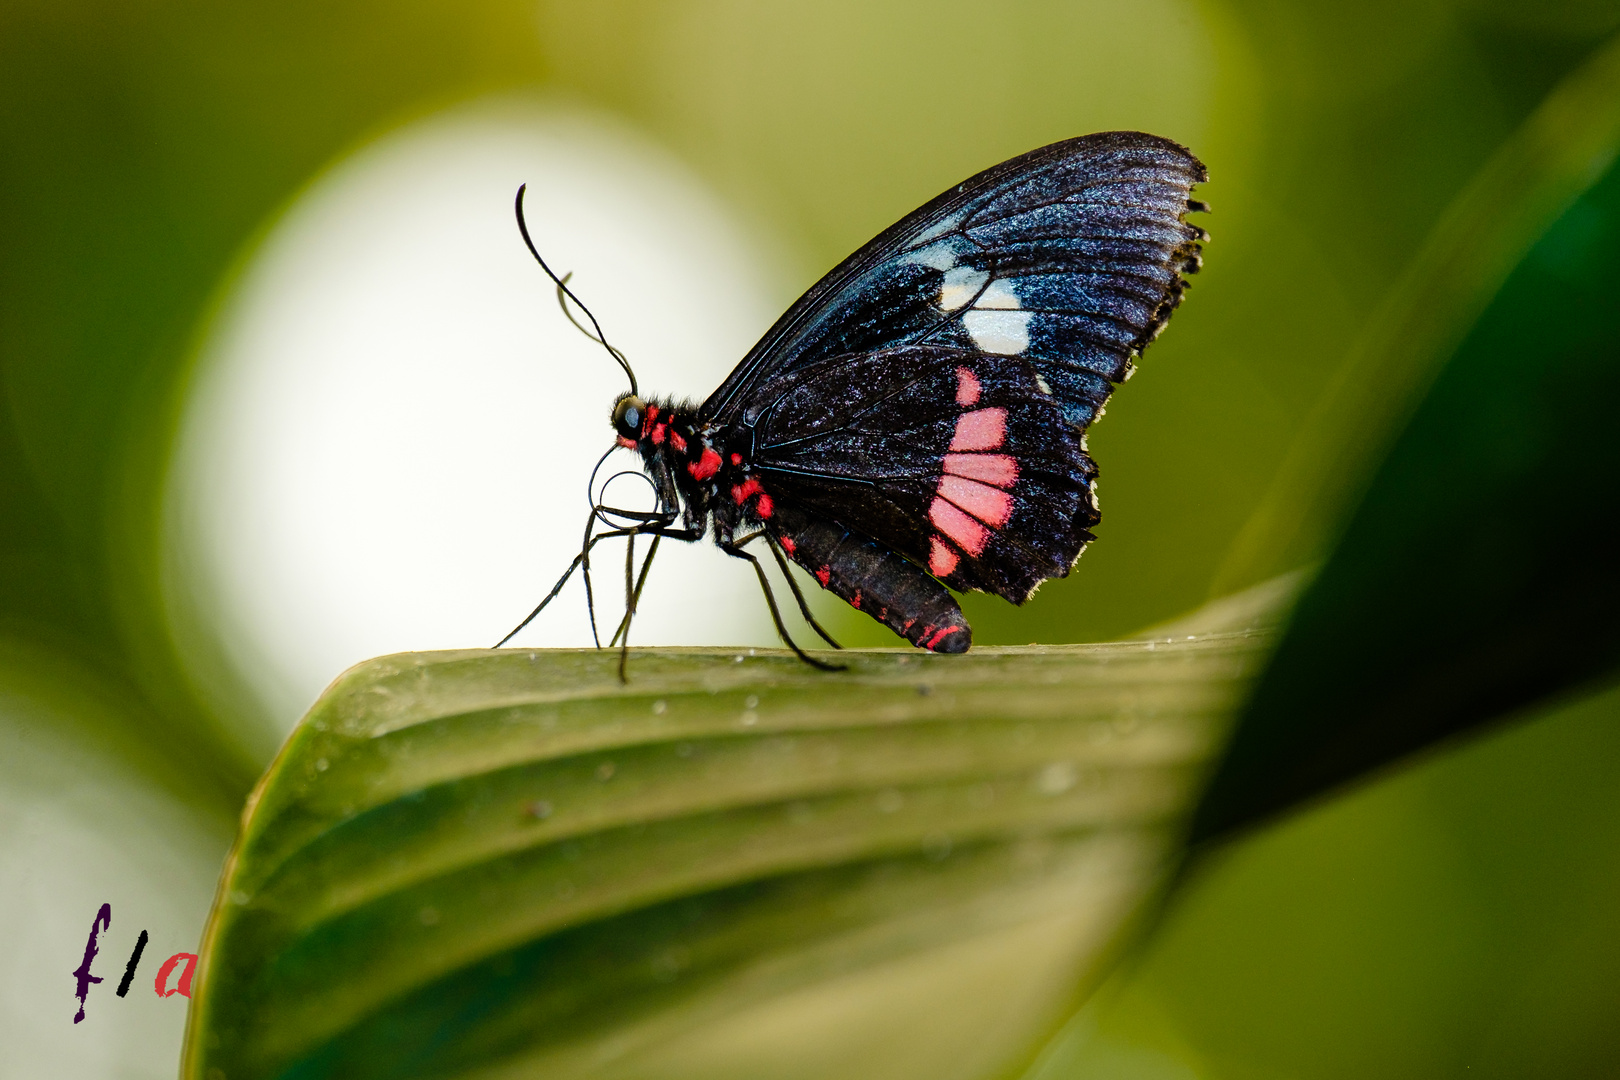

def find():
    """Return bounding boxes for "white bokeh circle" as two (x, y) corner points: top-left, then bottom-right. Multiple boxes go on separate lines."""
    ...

(167, 100), (785, 739)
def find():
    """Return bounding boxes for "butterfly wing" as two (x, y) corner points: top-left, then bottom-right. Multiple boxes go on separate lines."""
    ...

(702, 131), (1207, 434)
(749, 346), (1093, 602)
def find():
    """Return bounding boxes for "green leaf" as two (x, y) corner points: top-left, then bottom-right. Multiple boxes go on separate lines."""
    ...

(182, 596), (1280, 1080)
(1193, 32), (1620, 843)
(1213, 31), (1620, 595)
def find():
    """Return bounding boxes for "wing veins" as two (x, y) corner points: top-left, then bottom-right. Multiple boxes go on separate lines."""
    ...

(755, 360), (949, 454)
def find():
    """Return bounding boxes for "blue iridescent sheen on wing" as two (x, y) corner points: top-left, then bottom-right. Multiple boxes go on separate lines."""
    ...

(703, 131), (1208, 432)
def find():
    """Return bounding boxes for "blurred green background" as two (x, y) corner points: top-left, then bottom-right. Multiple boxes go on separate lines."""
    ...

(3, 0), (1619, 1076)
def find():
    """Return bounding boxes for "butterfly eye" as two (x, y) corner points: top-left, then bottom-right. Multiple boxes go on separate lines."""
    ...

(612, 395), (645, 441)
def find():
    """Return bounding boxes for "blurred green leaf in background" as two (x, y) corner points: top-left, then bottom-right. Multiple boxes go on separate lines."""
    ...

(2, 0), (1620, 1077)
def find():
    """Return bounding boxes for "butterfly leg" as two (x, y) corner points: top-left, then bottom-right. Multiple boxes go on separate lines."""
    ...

(599, 510), (700, 680)
(608, 533), (665, 682)
(608, 533), (661, 649)
(762, 533), (843, 649)
(583, 500), (696, 651)
(721, 532), (847, 671)
(497, 523), (640, 647)
(496, 507), (696, 649)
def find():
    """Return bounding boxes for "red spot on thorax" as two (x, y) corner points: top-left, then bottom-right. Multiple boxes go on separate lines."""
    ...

(642, 404), (659, 436)
(669, 428), (688, 453)
(731, 477), (776, 518)
(688, 446), (722, 481)
(730, 452), (742, 466)
(815, 565), (830, 587)
(650, 422), (666, 445)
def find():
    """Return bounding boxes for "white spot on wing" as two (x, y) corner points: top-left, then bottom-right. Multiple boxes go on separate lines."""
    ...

(939, 266), (988, 311)
(911, 212), (962, 244)
(975, 279), (1020, 309)
(903, 241), (958, 271)
(963, 310), (1033, 354)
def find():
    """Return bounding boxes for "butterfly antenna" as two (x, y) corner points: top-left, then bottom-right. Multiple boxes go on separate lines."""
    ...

(515, 185), (638, 397)
(552, 273), (636, 378)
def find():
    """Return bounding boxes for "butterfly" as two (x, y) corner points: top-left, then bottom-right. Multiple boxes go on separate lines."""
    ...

(500, 132), (1208, 675)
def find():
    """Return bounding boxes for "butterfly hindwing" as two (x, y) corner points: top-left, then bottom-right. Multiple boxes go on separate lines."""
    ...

(703, 132), (1207, 434)
(746, 346), (1096, 603)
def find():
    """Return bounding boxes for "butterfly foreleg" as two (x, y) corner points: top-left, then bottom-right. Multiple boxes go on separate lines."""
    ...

(603, 516), (701, 680)
(496, 509), (697, 649)
(721, 532), (847, 672)
(608, 531), (657, 682)
(496, 520), (643, 648)
(607, 528), (681, 651)
(609, 532), (655, 650)
(584, 499), (696, 647)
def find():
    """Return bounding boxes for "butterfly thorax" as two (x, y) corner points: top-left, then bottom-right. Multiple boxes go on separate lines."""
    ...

(611, 395), (769, 542)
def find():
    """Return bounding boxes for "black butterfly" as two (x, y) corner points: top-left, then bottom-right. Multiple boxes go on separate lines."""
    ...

(500, 132), (1208, 674)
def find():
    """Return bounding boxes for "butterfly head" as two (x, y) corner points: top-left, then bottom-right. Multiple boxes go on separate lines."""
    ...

(612, 394), (646, 448)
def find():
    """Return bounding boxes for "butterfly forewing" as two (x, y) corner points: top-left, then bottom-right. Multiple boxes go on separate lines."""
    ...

(701, 132), (1203, 612)
(703, 132), (1207, 433)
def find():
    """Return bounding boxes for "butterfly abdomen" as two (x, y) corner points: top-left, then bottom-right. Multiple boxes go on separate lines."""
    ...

(768, 504), (971, 653)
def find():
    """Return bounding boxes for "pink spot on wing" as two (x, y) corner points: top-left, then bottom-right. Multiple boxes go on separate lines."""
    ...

(929, 497), (988, 556)
(780, 536), (796, 555)
(851, 590), (862, 610)
(687, 446), (722, 481)
(929, 536), (959, 577)
(730, 452), (742, 466)
(955, 366), (981, 406)
(670, 429), (688, 453)
(949, 407), (1006, 451)
(922, 625), (964, 651)
(756, 493), (773, 518)
(815, 565), (831, 587)
(939, 475), (1013, 527)
(944, 452), (1017, 487)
